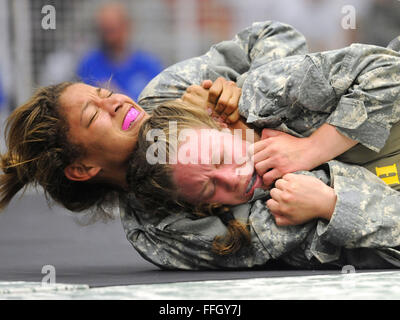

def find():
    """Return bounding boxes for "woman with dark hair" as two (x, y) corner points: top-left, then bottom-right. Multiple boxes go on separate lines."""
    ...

(0, 82), (149, 223)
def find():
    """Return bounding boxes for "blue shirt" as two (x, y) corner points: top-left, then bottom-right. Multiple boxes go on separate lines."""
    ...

(77, 49), (163, 101)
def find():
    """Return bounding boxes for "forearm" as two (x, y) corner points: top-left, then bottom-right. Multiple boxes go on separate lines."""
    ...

(250, 124), (357, 187)
(305, 123), (358, 169)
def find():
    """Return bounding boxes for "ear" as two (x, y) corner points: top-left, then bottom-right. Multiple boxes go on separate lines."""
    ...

(64, 163), (102, 182)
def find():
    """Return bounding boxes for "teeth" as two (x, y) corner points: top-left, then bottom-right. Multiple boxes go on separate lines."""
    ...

(245, 171), (257, 194)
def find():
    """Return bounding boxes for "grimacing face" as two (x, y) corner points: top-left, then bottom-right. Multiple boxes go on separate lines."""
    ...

(59, 83), (149, 173)
(171, 128), (263, 205)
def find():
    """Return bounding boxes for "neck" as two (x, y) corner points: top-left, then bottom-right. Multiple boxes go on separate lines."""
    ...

(97, 162), (129, 191)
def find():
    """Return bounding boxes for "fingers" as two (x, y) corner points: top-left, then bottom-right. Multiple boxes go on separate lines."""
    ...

(184, 84), (208, 98)
(267, 173), (331, 227)
(267, 183), (295, 226)
(266, 198), (280, 213)
(266, 199), (292, 226)
(184, 79), (242, 124)
(263, 169), (284, 189)
(252, 144), (270, 164)
(220, 83), (242, 122)
(202, 80), (213, 89)
(214, 81), (236, 114)
(252, 139), (270, 154)
(208, 78), (224, 105)
(182, 85), (209, 109)
(254, 157), (274, 177)
(226, 109), (240, 123)
(269, 187), (282, 202)
(275, 176), (289, 189)
(207, 77), (241, 123)
(251, 139), (275, 177)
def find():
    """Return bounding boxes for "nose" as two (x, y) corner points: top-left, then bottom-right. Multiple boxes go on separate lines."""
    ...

(99, 95), (123, 115)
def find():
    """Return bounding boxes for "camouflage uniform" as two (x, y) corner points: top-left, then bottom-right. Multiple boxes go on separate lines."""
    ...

(120, 21), (400, 270)
(120, 161), (400, 270)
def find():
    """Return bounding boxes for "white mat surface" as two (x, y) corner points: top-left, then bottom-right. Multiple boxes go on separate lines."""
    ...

(1, 271), (400, 300)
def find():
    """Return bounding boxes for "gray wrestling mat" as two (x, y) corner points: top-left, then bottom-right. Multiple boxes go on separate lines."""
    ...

(1, 191), (400, 300)
(0, 192), (400, 300)
(0, 191), (340, 287)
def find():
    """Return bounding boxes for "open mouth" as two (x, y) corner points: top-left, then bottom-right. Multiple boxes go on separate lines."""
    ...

(122, 107), (141, 131)
(245, 170), (258, 194)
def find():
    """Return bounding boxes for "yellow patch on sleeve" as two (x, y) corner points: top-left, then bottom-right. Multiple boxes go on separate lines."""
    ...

(375, 164), (400, 185)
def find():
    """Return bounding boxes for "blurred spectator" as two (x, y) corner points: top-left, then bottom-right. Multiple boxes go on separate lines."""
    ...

(197, 0), (234, 49)
(77, 2), (164, 101)
(357, 0), (400, 47)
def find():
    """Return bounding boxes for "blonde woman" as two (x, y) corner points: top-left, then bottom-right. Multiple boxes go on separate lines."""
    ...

(127, 101), (400, 269)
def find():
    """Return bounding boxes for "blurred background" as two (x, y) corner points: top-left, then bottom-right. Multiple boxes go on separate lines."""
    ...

(1, 0), (400, 178)
(1, 0), (400, 121)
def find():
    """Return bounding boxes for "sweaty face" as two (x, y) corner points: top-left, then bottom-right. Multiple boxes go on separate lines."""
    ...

(59, 83), (149, 169)
(171, 128), (263, 205)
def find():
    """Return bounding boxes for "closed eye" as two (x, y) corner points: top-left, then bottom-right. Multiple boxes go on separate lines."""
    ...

(201, 178), (216, 201)
(88, 109), (99, 127)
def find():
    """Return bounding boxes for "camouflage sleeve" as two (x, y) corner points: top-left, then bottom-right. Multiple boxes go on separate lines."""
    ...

(323, 44), (400, 152)
(314, 160), (400, 253)
(241, 44), (400, 152)
(138, 20), (308, 112)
